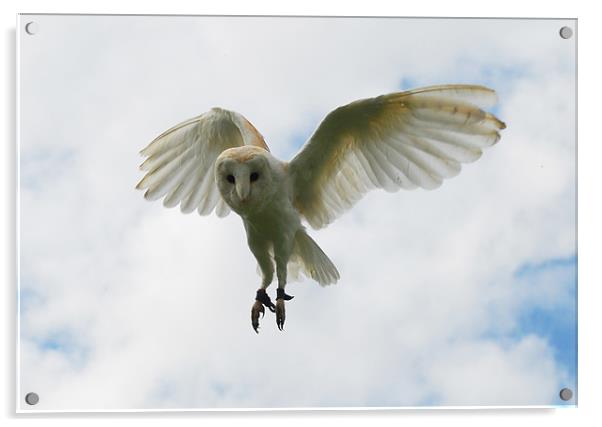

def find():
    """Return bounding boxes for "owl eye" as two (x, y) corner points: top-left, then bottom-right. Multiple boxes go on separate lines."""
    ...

(226, 174), (235, 184)
(250, 172), (259, 182)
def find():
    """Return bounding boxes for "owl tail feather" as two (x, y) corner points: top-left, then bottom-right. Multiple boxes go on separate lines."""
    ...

(289, 229), (340, 286)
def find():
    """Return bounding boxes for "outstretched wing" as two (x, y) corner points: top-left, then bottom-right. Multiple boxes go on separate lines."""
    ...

(136, 108), (269, 217)
(289, 85), (506, 229)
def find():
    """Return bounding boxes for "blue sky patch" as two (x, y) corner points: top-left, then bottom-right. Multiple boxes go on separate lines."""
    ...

(514, 255), (577, 403)
(32, 329), (90, 369)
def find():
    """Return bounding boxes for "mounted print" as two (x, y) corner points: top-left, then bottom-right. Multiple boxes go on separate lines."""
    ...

(17, 14), (577, 411)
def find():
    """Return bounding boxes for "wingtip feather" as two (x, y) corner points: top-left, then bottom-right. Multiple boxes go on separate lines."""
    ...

(135, 178), (147, 191)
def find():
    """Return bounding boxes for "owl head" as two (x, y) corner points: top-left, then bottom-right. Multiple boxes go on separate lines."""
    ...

(215, 146), (278, 215)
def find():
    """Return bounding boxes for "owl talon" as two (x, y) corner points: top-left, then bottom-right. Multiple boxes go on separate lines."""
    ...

(276, 298), (286, 331)
(251, 300), (265, 333)
(255, 289), (276, 312)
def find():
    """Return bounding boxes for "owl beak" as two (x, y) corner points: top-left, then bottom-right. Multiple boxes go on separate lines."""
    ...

(236, 182), (251, 202)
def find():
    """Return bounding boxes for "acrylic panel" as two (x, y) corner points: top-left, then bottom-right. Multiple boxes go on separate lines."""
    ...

(17, 15), (577, 411)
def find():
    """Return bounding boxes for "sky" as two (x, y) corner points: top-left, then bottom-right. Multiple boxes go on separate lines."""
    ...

(17, 15), (576, 410)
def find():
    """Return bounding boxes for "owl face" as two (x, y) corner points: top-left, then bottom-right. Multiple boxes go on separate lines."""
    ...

(215, 148), (275, 215)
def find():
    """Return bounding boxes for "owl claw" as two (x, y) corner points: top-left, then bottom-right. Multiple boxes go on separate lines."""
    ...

(276, 299), (286, 331)
(252, 289), (292, 332)
(255, 289), (276, 312)
(251, 300), (264, 333)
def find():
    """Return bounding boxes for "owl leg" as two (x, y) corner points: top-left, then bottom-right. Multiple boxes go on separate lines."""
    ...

(251, 246), (274, 333)
(275, 288), (294, 331)
(251, 289), (276, 332)
(274, 251), (294, 331)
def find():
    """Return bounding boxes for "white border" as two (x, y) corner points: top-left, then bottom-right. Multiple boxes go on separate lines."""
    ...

(3, 0), (601, 426)
(15, 12), (21, 418)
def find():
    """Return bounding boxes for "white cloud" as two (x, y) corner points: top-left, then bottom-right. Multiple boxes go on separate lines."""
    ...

(424, 336), (564, 406)
(18, 15), (576, 410)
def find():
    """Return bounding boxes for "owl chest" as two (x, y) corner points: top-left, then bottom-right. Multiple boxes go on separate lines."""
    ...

(242, 197), (300, 243)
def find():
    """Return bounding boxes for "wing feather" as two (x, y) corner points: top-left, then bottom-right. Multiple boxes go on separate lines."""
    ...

(289, 84), (505, 229)
(181, 171), (213, 214)
(137, 108), (269, 216)
(162, 161), (201, 208)
(352, 149), (381, 189)
(215, 198), (231, 218)
(143, 153), (198, 201)
(197, 180), (222, 216)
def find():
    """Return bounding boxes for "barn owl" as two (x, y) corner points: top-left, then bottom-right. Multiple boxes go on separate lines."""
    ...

(136, 85), (505, 332)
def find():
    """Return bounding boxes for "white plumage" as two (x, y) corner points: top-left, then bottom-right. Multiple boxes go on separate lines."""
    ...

(136, 84), (506, 332)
